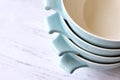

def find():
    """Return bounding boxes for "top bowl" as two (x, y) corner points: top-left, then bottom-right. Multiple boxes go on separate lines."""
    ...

(45, 0), (120, 48)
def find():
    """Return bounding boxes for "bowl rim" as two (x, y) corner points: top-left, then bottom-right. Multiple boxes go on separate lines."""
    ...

(62, 34), (120, 60)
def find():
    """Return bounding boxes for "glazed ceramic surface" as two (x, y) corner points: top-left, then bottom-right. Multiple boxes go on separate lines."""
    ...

(47, 13), (120, 56)
(53, 34), (120, 63)
(45, 0), (120, 48)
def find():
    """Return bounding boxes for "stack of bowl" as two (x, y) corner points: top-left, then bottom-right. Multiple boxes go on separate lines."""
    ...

(45, 0), (120, 73)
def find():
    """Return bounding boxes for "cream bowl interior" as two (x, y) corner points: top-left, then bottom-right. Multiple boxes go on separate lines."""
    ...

(64, 0), (120, 41)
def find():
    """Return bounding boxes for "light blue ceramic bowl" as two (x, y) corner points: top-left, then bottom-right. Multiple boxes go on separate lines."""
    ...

(47, 13), (120, 56)
(60, 53), (120, 73)
(53, 34), (120, 63)
(45, 0), (120, 48)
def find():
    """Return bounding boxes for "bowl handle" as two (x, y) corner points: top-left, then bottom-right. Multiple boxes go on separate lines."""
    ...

(53, 34), (77, 56)
(45, 0), (62, 11)
(60, 53), (87, 73)
(46, 13), (66, 35)
(53, 34), (88, 73)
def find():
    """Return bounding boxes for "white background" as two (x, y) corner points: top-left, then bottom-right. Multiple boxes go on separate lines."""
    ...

(0, 0), (120, 80)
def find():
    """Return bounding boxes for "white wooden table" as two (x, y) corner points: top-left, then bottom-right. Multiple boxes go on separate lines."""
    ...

(0, 0), (120, 80)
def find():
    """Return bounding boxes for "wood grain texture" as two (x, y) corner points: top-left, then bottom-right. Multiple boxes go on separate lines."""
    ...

(0, 0), (120, 80)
